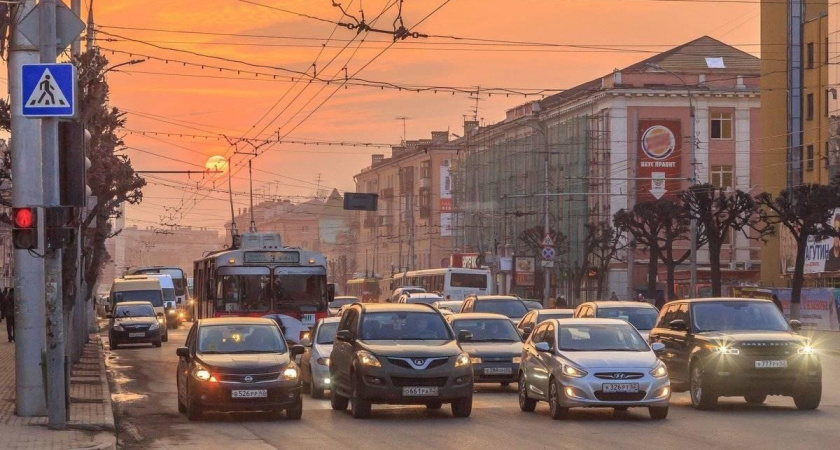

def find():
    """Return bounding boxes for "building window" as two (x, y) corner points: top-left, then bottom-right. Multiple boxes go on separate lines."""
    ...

(807, 42), (814, 69)
(419, 188), (431, 219)
(807, 93), (814, 120)
(710, 165), (733, 189)
(806, 145), (814, 171)
(710, 112), (733, 140)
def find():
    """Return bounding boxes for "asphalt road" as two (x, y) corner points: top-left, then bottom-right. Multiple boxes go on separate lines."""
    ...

(105, 325), (840, 450)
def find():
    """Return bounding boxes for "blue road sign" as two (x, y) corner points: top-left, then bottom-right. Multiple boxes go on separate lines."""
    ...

(21, 63), (76, 118)
(541, 246), (555, 260)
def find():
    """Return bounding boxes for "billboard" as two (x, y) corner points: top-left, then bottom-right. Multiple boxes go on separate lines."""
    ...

(440, 159), (453, 236)
(804, 208), (840, 274)
(514, 256), (535, 287)
(636, 120), (683, 202)
(770, 288), (840, 331)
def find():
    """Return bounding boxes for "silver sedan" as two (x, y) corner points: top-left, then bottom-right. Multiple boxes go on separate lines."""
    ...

(300, 317), (340, 399)
(518, 318), (670, 420)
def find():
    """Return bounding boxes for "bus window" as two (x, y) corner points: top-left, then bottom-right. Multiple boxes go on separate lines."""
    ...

(450, 273), (488, 289)
(217, 274), (271, 312)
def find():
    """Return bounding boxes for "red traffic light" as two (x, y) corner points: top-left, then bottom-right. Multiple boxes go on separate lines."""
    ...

(13, 208), (34, 228)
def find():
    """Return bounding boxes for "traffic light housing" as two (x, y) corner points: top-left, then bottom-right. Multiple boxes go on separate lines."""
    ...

(59, 120), (90, 208)
(45, 206), (77, 251)
(12, 207), (39, 250)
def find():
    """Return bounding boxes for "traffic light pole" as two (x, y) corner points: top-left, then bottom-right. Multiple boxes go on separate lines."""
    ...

(9, 0), (48, 417)
(40, 0), (67, 429)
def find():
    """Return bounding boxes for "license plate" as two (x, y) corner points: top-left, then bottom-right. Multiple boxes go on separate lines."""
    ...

(128, 332), (145, 338)
(402, 387), (439, 397)
(232, 389), (268, 398)
(755, 360), (788, 369)
(602, 383), (639, 393)
(484, 367), (513, 375)
(301, 314), (315, 326)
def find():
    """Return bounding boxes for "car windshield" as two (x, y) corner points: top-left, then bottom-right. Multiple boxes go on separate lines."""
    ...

(538, 312), (574, 323)
(692, 301), (790, 332)
(316, 322), (339, 344)
(274, 274), (327, 305)
(406, 296), (442, 305)
(451, 319), (521, 342)
(113, 290), (163, 308)
(474, 299), (528, 318)
(596, 307), (659, 331)
(360, 312), (452, 341)
(114, 305), (155, 317)
(330, 297), (357, 308)
(162, 288), (176, 305)
(558, 324), (649, 352)
(198, 324), (287, 354)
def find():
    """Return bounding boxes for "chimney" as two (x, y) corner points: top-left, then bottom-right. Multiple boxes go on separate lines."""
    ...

(431, 131), (449, 144)
(371, 154), (385, 166)
(464, 120), (479, 135)
(392, 145), (406, 158)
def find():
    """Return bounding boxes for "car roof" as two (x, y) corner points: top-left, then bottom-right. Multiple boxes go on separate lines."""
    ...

(407, 293), (443, 298)
(197, 317), (277, 326)
(449, 313), (515, 321)
(334, 296), (357, 299)
(360, 303), (438, 313)
(471, 295), (522, 301)
(547, 318), (633, 326)
(676, 297), (774, 304)
(395, 286), (424, 291)
(582, 301), (657, 308)
(538, 309), (575, 315)
(114, 301), (154, 307)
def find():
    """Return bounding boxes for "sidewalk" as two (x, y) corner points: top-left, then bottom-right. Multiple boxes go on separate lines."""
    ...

(0, 334), (116, 450)
(809, 330), (840, 356)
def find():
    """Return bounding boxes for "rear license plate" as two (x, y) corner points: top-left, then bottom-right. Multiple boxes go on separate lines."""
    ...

(301, 314), (315, 326)
(484, 367), (512, 375)
(128, 332), (145, 338)
(602, 383), (639, 393)
(755, 360), (788, 369)
(402, 387), (439, 397)
(232, 389), (268, 398)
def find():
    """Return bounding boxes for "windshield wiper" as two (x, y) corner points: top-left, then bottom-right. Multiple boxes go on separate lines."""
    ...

(227, 350), (282, 354)
(472, 338), (517, 343)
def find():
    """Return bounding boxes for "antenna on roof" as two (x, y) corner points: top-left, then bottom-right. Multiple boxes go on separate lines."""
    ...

(226, 156), (240, 248)
(248, 160), (257, 233)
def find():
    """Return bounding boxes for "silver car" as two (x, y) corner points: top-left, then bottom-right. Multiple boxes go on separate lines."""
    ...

(518, 318), (670, 420)
(300, 317), (340, 398)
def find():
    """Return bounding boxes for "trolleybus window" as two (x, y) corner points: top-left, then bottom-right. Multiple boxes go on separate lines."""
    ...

(450, 273), (488, 289)
(273, 274), (327, 305)
(217, 274), (272, 312)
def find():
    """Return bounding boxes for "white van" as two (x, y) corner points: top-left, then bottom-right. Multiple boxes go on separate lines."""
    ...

(144, 274), (183, 329)
(110, 276), (169, 342)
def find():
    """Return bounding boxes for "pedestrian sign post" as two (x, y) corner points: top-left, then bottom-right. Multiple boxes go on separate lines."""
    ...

(541, 234), (554, 248)
(541, 246), (555, 260)
(21, 64), (76, 118)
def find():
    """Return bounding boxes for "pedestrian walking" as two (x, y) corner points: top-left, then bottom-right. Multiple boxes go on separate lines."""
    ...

(548, 297), (557, 308)
(0, 288), (7, 323)
(637, 293), (645, 302)
(1, 288), (14, 342)
(557, 295), (568, 308)
(609, 291), (619, 301)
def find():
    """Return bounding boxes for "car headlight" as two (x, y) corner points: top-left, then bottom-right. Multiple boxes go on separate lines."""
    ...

(193, 366), (217, 382)
(455, 352), (471, 368)
(149, 322), (159, 331)
(113, 324), (124, 332)
(713, 345), (740, 355)
(316, 357), (331, 367)
(512, 356), (522, 364)
(650, 362), (668, 378)
(357, 350), (382, 367)
(798, 345), (816, 355)
(283, 367), (299, 380)
(469, 356), (482, 364)
(157, 317), (164, 324)
(562, 364), (587, 378)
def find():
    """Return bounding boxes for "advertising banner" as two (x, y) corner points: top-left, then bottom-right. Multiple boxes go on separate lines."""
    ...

(770, 288), (840, 331)
(803, 208), (840, 274)
(440, 159), (453, 237)
(637, 120), (682, 202)
(514, 256), (535, 287)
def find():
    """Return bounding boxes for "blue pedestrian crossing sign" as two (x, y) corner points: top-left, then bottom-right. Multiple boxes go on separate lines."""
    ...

(21, 63), (76, 118)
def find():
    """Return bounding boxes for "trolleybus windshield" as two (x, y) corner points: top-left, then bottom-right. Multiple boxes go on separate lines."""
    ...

(273, 274), (327, 305)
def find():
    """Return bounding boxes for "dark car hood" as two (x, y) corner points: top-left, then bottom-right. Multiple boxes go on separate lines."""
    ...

(359, 340), (462, 357)
(460, 341), (522, 356)
(114, 317), (157, 325)
(197, 352), (291, 373)
(697, 330), (806, 344)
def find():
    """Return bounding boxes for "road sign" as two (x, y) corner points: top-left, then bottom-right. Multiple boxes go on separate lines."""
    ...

(343, 193), (379, 211)
(541, 234), (554, 247)
(17, 0), (86, 53)
(540, 260), (554, 268)
(21, 64), (76, 118)
(541, 246), (555, 260)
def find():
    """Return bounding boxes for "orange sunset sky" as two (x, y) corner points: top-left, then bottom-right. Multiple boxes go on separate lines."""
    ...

(8, 0), (763, 232)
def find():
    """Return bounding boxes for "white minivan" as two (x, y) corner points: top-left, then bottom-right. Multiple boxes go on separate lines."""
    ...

(110, 275), (169, 342)
(145, 274), (183, 329)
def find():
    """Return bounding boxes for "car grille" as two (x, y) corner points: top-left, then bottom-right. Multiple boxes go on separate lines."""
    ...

(121, 325), (150, 331)
(390, 376), (448, 387)
(594, 372), (644, 380)
(738, 342), (797, 357)
(387, 358), (449, 370)
(594, 391), (647, 401)
(481, 356), (515, 363)
(217, 372), (280, 383)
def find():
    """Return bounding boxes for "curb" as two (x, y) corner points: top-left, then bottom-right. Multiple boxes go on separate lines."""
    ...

(68, 336), (117, 450)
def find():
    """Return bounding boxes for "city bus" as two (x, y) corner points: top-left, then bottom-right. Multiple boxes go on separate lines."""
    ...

(390, 268), (493, 300)
(345, 277), (381, 302)
(193, 232), (334, 333)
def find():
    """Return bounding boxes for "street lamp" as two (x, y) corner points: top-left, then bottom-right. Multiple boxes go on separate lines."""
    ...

(646, 62), (698, 298)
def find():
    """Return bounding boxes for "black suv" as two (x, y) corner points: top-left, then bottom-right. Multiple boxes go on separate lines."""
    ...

(329, 303), (474, 419)
(649, 298), (821, 410)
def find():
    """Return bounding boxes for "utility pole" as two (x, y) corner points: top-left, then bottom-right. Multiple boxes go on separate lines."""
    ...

(10, 0), (48, 417)
(542, 124), (550, 307)
(41, 0), (67, 429)
(86, 0), (94, 52)
(628, 109), (638, 301)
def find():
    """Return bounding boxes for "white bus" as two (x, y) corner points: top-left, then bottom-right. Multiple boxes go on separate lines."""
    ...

(391, 268), (492, 300)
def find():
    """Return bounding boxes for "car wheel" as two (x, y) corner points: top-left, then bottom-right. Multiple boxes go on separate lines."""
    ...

(518, 373), (537, 412)
(109, 337), (118, 350)
(302, 377), (312, 394)
(744, 394), (767, 405)
(187, 383), (203, 421)
(176, 377), (187, 414)
(451, 396), (472, 418)
(331, 385), (349, 411)
(350, 374), (371, 419)
(689, 361), (718, 410)
(311, 380), (324, 399)
(286, 399), (303, 420)
(649, 406), (669, 420)
(793, 384), (821, 410)
(548, 378), (569, 420)
(154, 340), (162, 348)
(162, 330), (169, 343)
(426, 402), (443, 410)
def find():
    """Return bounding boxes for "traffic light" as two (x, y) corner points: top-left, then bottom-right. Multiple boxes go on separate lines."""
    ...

(45, 206), (77, 251)
(12, 207), (39, 250)
(59, 120), (90, 208)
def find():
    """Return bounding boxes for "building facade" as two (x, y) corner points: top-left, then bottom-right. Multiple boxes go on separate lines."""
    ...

(453, 37), (762, 301)
(354, 132), (458, 277)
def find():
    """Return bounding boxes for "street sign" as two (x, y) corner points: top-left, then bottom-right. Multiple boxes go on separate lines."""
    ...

(541, 234), (554, 247)
(17, 0), (86, 53)
(541, 246), (555, 260)
(22, 64), (76, 117)
(343, 193), (379, 211)
(540, 260), (554, 268)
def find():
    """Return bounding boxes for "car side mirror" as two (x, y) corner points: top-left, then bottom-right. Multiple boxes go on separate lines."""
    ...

(176, 347), (190, 359)
(290, 345), (305, 358)
(651, 342), (665, 353)
(668, 319), (687, 331)
(535, 342), (551, 352)
(300, 337), (312, 347)
(336, 330), (351, 342)
(789, 319), (803, 332)
(458, 330), (473, 342)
